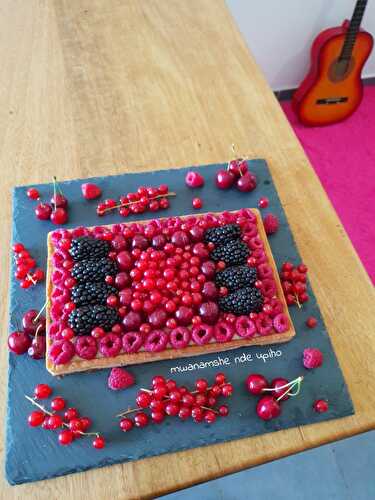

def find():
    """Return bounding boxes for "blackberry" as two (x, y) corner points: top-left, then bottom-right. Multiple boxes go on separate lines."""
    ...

(215, 265), (257, 291)
(219, 286), (263, 315)
(68, 304), (120, 335)
(69, 236), (110, 261)
(204, 224), (241, 246)
(210, 240), (249, 266)
(71, 282), (118, 307)
(71, 257), (118, 282)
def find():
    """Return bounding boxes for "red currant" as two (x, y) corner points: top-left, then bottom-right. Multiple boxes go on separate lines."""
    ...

(34, 384), (52, 400)
(51, 397), (66, 411)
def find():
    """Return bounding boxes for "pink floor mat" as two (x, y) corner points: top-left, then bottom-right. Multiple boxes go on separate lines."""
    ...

(281, 86), (375, 285)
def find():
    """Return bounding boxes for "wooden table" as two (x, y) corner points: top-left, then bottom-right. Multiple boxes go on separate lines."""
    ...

(1, 1), (374, 498)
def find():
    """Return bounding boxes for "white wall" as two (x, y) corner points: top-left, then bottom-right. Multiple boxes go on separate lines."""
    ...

(226, 0), (375, 90)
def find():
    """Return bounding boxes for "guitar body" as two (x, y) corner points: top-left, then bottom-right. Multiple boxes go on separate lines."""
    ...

(293, 21), (373, 126)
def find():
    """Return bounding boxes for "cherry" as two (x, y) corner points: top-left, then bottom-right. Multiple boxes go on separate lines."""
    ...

(34, 383), (52, 399)
(246, 374), (268, 395)
(185, 171), (205, 188)
(35, 203), (52, 220)
(51, 397), (66, 411)
(270, 378), (290, 401)
(50, 207), (68, 225)
(216, 169), (235, 189)
(27, 187), (40, 200)
(27, 336), (46, 359)
(81, 182), (102, 200)
(58, 430), (74, 446)
(192, 197), (203, 209)
(51, 193), (68, 209)
(92, 435), (106, 449)
(306, 316), (318, 329)
(28, 410), (45, 427)
(313, 399), (329, 413)
(236, 172), (257, 192)
(8, 331), (31, 354)
(22, 309), (46, 336)
(256, 396), (281, 421)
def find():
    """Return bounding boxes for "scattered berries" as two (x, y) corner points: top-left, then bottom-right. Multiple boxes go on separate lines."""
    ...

(108, 367), (135, 391)
(185, 171), (205, 188)
(81, 183), (102, 200)
(258, 197), (269, 209)
(192, 197), (203, 209)
(33, 177), (69, 225)
(313, 399), (329, 413)
(263, 213), (279, 235)
(303, 348), (323, 369)
(12, 245), (44, 289)
(215, 159), (257, 193)
(27, 188), (40, 200)
(306, 316), (318, 329)
(280, 261), (309, 308)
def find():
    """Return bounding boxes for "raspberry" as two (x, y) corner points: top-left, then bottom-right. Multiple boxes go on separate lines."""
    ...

(49, 340), (75, 365)
(170, 327), (191, 349)
(75, 335), (98, 360)
(108, 367), (135, 390)
(235, 316), (256, 338)
(99, 333), (122, 357)
(273, 313), (289, 333)
(255, 315), (273, 335)
(191, 324), (214, 345)
(214, 321), (235, 343)
(263, 213), (279, 235)
(144, 330), (169, 352)
(122, 331), (144, 353)
(303, 348), (323, 369)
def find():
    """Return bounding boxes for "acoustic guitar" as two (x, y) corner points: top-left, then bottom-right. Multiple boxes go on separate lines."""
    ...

(292, 0), (373, 126)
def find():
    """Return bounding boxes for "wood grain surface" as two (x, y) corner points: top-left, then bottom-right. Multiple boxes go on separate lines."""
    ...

(1, 1), (374, 499)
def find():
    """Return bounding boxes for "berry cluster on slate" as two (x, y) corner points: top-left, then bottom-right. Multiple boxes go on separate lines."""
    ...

(32, 177), (69, 225)
(68, 236), (120, 336)
(12, 242), (45, 289)
(204, 224), (263, 316)
(47, 209), (290, 367)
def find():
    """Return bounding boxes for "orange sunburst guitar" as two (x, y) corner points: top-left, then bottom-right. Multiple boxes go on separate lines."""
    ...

(293, 0), (373, 126)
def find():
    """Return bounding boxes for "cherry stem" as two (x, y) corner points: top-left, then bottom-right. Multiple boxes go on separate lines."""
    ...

(102, 192), (176, 213)
(53, 176), (64, 197)
(34, 323), (43, 341)
(52, 177), (57, 210)
(33, 299), (49, 323)
(25, 394), (101, 437)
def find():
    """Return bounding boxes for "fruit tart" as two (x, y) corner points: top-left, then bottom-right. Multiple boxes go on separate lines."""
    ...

(46, 209), (295, 375)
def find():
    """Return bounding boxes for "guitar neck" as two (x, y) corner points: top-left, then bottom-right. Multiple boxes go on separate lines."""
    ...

(340, 0), (368, 60)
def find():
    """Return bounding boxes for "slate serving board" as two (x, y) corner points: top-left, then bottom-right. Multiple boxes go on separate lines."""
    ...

(5, 161), (354, 485)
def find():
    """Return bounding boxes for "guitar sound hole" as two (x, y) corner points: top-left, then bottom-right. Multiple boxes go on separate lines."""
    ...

(329, 57), (355, 82)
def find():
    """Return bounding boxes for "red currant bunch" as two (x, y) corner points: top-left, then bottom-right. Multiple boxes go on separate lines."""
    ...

(245, 373), (303, 421)
(96, 185), (175, 217)
(279, 261), (309, 307)
(12, 243), (45, 289)
(33, 177), (69, 225)
(26, 384), (105, 449)
(215, 158), (257, 192)
(118, 373), (232, 430)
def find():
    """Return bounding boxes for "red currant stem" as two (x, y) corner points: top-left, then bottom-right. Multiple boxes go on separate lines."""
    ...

(190, 382), (230, 395)
(25, 394), (102, 437)
(102, 192), (177, 213)
(116, 407), (140, 418)
(26, 273), (37, 285)
(33, 299), (49, 323)
(294, 293), (302, 309)
(200, 406), (219, 415)
(139, 388), (153, 394)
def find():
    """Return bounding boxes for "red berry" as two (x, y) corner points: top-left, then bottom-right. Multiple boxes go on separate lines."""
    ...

(134, 412), (149, 428)
(185, 171), (205, 188)
(192, 197), (203, 209)
(282, 262), (294, 272)
(191, 406), (204, 422)
(80, 417), (92, 431)
(68, 418), (83, 432)
(258, 197), (269, 209)
(51, 193), (68, 209)
(218, 405), (229, 417)
(47, 414), (64, 429)
(32, 268), (45, 282)
(81, 182), (102, 200)
(51, 397), (66, 411)
(58, 430), (74, 446)
(298, 264), (308, 274)
(313, 399), (329, 413)
(120, 418), (134, 432)
(195, 378), (208, 393)
(64, 407), (79, 421)
(152, 375), (166, 387)
(8, 331), (31, 354)
(34, 383), (52, 399)
(306, 316), (318, 329)
(236, 172), (257, 192)
(263, 213), (279, 235)
(216, 169), (235, 189)
(50, 207), (68, 225)
(92, 435), (106, 449)
(215, 373), (226, 385)
(28, 410), (45, 427)
(27, 187), (40, 200)
(246, 374), (268, 395)
(61, 327), (74, 340)
(136, 391), (152, 408)
(12, 242), (25, 253)
(256, 396), (281, 420)
(204, 410), (216, 424)
(270, 378), (290, 401)
(303, 348), (323, 369)
(159, 198), (170, 209)
(35, 203), (52, 220)
(221, 383), (233, 397)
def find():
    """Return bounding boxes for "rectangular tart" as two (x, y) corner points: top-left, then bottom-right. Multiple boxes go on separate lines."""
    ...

(46, 209), (295, 375)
